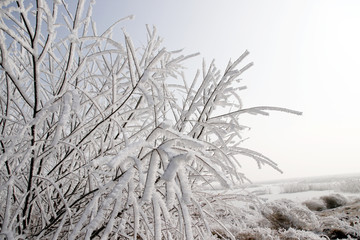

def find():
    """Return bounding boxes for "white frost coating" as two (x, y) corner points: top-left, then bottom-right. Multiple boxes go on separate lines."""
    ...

(71, 90), (81, 112)
(73, 0), (85, 33)
(107, 141), (150, 169)
(60, 92), (72, 124)
(196, 154), (231, 188)
(152, 193), (162, 240)
(156, 195), (174, 240)
(0, 22), (35, 55)
(157, 148), (169, 167)
(48, 98), (60, 113)
(0, 231), (14, 240)
(161, 153), (191, 182)
(137, 83), (154, 106)
(52, 92), (72, 146)
(211, 106), (302, 120)
(162, 126), (206, 150)
(68, 32), (80, 44)
(2, 180), (14, 235)
(100, 197), (122, 240)
(179, 195), (194, 240)
(0, 33), (34, 108)
(178, 168), (192, 204)
(159, 119), (173, 130)
(85, 169), (133, 239)
(91, 156), (112, 167)
(68, 191), (103, 240)
(91, 18), (97, 36)
(52, 212), (69, 240)
(42, 0), (58, 38)
(0, 0), (13, 7)
(166, 181), (175, 208)
(29, 106), (49, 126)
(132, 195), (140, 239)
(133, 157), (145, 186)
(175, 138), (204, 151)
(146, 128), (162, 143)
(142, 151), (159, 202)
(82, 0), (95, 36)
(149, 129), (178, 145)
(140, 69), (150, 83)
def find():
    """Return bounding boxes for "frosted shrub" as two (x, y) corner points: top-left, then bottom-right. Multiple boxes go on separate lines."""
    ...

(0, 0), (301, 239)
(278, 228), (324, 240)
(232, 227), (281, 240)
(261, 199), (320, 231)
(303, 199), (327, 211)
(320, 194), (348, 209)
(320, 216), (359, 239)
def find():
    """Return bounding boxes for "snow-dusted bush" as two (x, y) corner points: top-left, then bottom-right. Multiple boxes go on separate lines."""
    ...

(278, 228), (324, 240)
(303, 199), (327, 211)
(0, 0), (301, 238)
(301, 194), (359, 239)
(320, 194), (348, 209)
(320, 216), (359, 239)
(303, 194), (348, 212)
(261, 199), (320, 231)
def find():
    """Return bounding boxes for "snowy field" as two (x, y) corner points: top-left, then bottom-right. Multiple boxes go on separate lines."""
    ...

(207, 173), (360, 239)
(246, 172), (360, 202)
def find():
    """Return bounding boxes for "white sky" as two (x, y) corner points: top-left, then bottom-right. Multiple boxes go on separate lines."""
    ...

(93, 0), (360, 182)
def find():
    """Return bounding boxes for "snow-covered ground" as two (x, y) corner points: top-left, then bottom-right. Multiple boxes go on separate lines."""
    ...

(201, 172), (360, 205)
(220, 173), (360, 239)
(244, 172), (360, 202)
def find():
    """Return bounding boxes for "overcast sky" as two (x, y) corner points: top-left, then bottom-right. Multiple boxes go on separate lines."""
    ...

(92, 0), (360, 182)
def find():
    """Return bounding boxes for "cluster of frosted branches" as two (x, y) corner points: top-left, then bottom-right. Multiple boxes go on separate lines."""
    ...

(0, 0), (301, 239)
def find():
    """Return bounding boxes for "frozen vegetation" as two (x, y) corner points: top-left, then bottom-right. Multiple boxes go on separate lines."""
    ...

(1, 0), (358, 239)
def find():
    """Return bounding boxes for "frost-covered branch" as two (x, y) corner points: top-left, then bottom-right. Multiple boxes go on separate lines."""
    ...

(0, 1), (301, 239)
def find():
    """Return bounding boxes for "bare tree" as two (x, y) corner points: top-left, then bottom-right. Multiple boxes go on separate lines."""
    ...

(0, 0), (301, 239)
